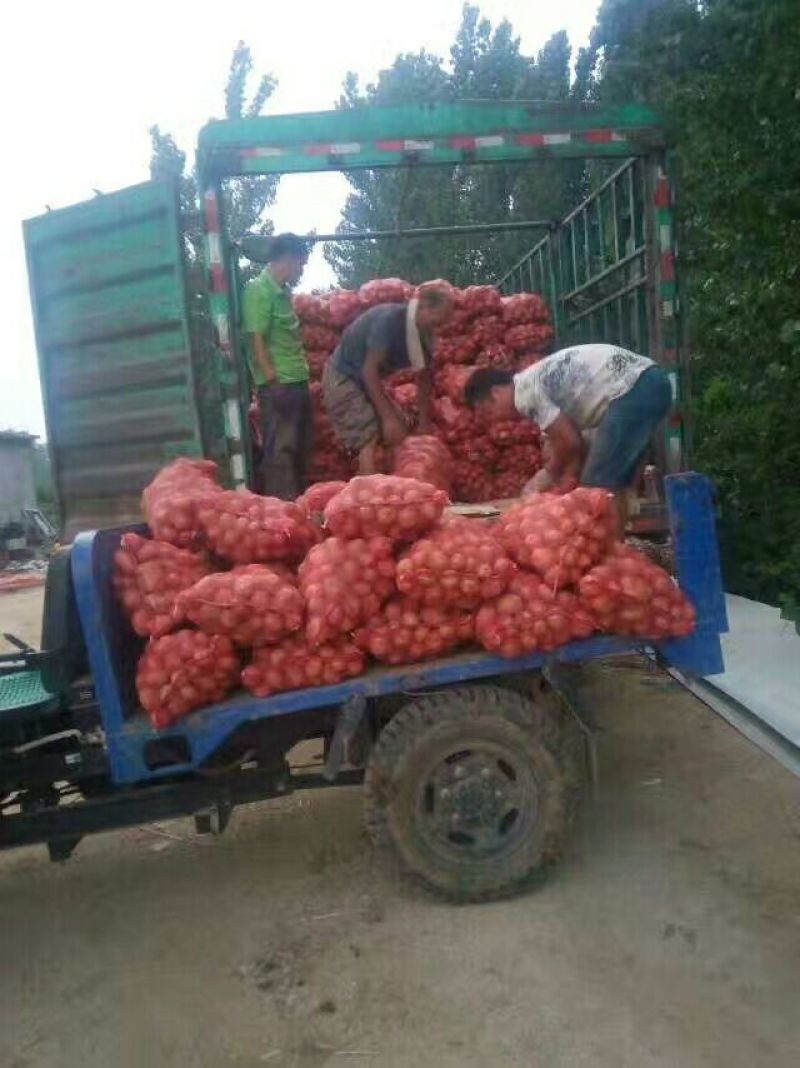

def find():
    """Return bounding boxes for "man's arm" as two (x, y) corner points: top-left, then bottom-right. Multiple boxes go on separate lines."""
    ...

(416, 368), (433, 432)
(243, 281), (277, 384)
(543, 413), (586, 481)
(363, 349), (406, 446)
(250, 333), (277, 384)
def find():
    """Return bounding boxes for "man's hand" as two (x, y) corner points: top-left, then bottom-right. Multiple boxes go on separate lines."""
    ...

(382, 413), (407, 447)
(522, 469), (554, 496)
(251, 333), (278, 384)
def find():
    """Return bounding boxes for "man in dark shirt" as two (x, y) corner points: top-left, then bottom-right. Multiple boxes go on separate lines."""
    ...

(322, 283), (454, 472)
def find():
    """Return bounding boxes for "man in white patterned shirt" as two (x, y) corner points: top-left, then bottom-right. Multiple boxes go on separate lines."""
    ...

(465, 344), (672, 505)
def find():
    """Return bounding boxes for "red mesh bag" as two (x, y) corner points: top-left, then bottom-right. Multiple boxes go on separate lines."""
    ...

(470, 315), (505, 348)
(435, 364), (480, 406)
(355, 598), (475, 665)
(433, 335), (480, 365)
(309, 382), (356, 482)
(386, 382), (419, 418)
(242, 636), (365, 697)
(299, 536), (397, 645)
(498, 487), (617, 589)
(141, 458), (222, 549)
(476, 343), (514, 369)
(113, 532), (210, 638)
(359, 278), (413, 305)
(309, 450), (354, 484)
(452, 460), (494, 503)
(136, 631), (240, 730)
(458, 436), (500, 468)
(177, 564), (304, 647)
(501, 293), (551, 326)
(488, 469), (529, 499)
(505, 323), (555, 354)
(296, 480), (347, 519)
(293, 293), (332, 326)
(391, 436), (453, 493)
(385, 368), (416, 388)
(396, 516), (515, 609)
(488, 419), (540, 447)
(431, 397), (476, 444)
(327, 289), (365, 328)
(438, 307), (473, 338)
(476, 572), (596, 658)
(306, 349), (330, 380)
(300, 324), (339, 353)
(460, 285), (503, 319)
(196, 490), (320, 565)
(578, 544), (696, 639)
(323, 475), (448, 542)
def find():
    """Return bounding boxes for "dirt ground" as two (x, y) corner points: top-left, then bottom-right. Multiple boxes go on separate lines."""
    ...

(1, 588), (799, 1068)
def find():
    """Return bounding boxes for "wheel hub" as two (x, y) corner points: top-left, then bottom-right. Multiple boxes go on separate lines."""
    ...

(420, 747), (538, 856)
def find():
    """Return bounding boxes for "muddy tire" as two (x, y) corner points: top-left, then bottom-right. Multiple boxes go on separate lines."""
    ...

(364, 684), (579, 901)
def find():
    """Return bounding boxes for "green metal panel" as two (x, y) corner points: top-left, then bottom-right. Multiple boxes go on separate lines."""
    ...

(24, 181), (203, 538)
(197, 102), (664, 179)
(497, 151), (687, 472)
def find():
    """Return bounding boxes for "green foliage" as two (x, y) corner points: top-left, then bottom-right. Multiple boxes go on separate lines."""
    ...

(326, 4), (575, 287)
(581, 0), (800, 605)
(149, 41), (278, 276)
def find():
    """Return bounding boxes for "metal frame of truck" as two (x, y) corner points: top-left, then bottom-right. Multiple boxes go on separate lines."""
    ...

(196, 101), (685, 489)
(23, 102), (685, 536)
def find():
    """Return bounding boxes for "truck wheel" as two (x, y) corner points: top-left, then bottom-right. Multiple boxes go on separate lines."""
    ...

(364, 685), (575, 901)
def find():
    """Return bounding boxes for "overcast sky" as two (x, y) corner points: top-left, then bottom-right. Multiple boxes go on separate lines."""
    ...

(0, 0), (598, 438)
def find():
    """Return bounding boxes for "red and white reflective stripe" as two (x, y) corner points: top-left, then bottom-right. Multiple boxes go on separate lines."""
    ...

(450, 134), (505, 150)
(662, 300), (675, 319)
(654, 172), (671, 208)
(516, 132), (572, 146)
(659, 223), (672, 252)
(242, 146), (285, 158)
(375, 139), (434, 152)
(215, 313), (231, 350)
(203, 189), (220, 232)
(225, 399), (242, 437)
(204, 190), (228, 293)
(238, 129), (637, 161)
(207, 232), (223, 266)
(231, 455), (246, 485)
(584, 129), (626, 144)
(305, 142), (362, 156)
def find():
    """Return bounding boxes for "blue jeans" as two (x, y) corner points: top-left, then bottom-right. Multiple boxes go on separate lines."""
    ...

(581, 366), (672, 489)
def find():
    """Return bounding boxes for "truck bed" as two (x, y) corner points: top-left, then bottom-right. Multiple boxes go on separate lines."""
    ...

(70, 474), (727, 786)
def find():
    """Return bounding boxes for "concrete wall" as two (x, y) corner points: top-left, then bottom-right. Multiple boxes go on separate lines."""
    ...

(0, 439), (37, 525)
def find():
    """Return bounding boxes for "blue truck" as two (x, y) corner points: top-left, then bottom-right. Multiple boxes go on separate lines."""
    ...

(0, 474), (727, 900)
(8, 103), (726, 899)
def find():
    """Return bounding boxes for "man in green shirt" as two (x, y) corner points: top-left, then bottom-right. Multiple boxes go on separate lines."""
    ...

(243, 233), (312, 499)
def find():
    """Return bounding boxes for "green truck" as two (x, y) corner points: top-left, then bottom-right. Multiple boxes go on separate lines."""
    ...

(23, 102), (685, 536)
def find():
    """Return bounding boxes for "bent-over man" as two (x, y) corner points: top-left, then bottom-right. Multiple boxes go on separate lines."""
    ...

(465, 343), (672, 522)
(322, 284), (454, 473)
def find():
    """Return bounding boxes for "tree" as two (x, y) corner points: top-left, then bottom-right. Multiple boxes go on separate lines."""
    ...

(579, 0), (800, 606)
(149, 41), (279, 276)
(325, 4), (578, 287)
